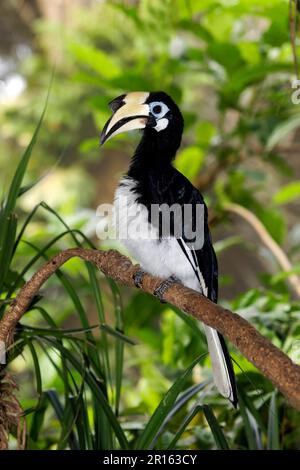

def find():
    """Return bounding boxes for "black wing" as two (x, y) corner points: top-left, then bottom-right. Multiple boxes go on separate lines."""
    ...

(155, 168), (218, 302)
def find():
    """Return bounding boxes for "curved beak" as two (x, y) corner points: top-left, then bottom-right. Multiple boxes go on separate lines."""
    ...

(100, 91), (150, 145)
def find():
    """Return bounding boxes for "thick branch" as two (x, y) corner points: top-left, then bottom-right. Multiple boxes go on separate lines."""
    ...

(1, 248), (300, 410)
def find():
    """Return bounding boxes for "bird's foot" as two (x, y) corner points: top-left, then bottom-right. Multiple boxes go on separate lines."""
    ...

(154, 275), (181, 303)
(133, 269), (146, 288)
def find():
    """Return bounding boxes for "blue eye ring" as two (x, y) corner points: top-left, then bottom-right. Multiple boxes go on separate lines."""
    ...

(149, 101), (169, 119)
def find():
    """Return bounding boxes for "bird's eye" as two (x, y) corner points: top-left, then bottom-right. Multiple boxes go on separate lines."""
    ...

(149, 101), (169, 119)
(153, 105), (162, 114)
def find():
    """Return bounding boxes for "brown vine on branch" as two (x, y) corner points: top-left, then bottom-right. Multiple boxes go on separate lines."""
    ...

(0, 248), (300, 425)
(225, 202), (300, 299)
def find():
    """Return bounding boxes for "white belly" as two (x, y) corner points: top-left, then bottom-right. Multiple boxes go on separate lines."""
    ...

(114, 177), (199, 291)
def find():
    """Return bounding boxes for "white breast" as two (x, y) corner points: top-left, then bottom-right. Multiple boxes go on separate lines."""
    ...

(114, 177), (198, 290)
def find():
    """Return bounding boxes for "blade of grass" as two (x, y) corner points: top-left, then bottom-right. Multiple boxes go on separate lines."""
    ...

(72, 394), (89, 450)
(0, 81), (51, 294)
(22, 324), (100, 336)
(6, 338), (27, 363)
(57, 395), (81, 450)
(152, 379), (210, 446)
(1, 86), (50, 219)
(12, 203), (41, 258)
(108, 280), (125, 416)
(40, 202), (112, 390)
(45, 389), (79, 450)
(172, 306), (205, 341)
(7, 230), (78, 296)
(92, 386), (113, 450)
(267, 391), (280, 450)
(167, 405), (202, 449)
(10, 236), (105, 389)
(100, 323), (137, 345)
(80, 391), (94, 450)
(135, 355), (203, 450)
(233, 361), (267, 433)
(18, 240), (104, 377)
(58, 379), (89, 451)
(0, 213), (17, 295)
(238, 391), (262, 450)
(40, 201), (97, 248)
(163, 381), (209, 423)
(37, 339), (78, 395)
(30, 306), (58, 328)
(30, 307), (77, 401)
(87, 263), (111, 387)
(202, 404), (230, 450)
(241, 389), (266, 433)
(43, 337), (129, 449)
(26, 340), (42, 398)
(21, 330), (97, 348)
(29, 392), (49, 443)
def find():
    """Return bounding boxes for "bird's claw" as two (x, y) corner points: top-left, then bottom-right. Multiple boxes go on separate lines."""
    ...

(133, 269), (146, 288)
(154, 275), (180, 303)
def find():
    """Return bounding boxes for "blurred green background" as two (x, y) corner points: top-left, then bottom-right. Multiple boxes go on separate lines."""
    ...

(1, 0), (300, 450)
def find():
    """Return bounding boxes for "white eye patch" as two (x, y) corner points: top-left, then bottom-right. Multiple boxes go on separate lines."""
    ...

(154, 118), (169, 132)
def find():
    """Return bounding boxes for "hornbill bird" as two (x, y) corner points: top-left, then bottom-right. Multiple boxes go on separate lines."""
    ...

(101, 91), (238, 407)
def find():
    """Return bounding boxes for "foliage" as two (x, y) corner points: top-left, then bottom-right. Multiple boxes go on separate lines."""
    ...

(1, 0), (300, 450)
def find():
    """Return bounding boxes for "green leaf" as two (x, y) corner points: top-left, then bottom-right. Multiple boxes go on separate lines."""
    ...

(263, 13), (289, 47)
(171, 307), (205, 341)
(69, 42), (120, 79)
(255, 206), (286, 245)
(273, 181), (300, 204)
(179, 19), (213, 42)
(221, 63), (291, 106)
(175, 146), (204, 180)
(207, 42), (245, 72)
(267, 115), (300, 151)
(214, 235), (243, 254)
(195, 121), (217, 147)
